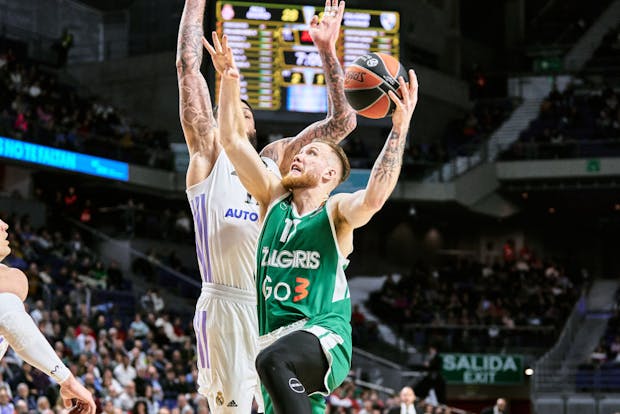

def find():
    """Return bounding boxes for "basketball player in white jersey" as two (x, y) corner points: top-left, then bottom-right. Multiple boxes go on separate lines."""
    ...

(176, 0), (355, 412)
(0, 219), (96, 414)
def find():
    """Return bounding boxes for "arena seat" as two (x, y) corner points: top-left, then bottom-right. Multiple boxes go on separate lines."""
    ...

(566, 395), (596, 414)
(599, 397), (620, 414)
(534, 395), (564, 414)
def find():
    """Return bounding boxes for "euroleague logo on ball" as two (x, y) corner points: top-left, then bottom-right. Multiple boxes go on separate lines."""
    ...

(366, 58), (379, 67)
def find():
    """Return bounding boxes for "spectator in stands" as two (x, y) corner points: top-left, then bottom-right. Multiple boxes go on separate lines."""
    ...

(415, 345), (446, 405)
(480, 398), (507, 414)
(114, 354), (137, 387)
(53, 28), (74, 67)
(130, 314), (150, 340)
(12, 383), (35, 412)
(327, 380), (358, 413)
(387, 386), (420, 414)
(117, 381), (138, 412)
(608, 335), (620, 361)
(0, 386), (14, 414)
(36, 396), (53, 414)
(140, 289), (164, 314)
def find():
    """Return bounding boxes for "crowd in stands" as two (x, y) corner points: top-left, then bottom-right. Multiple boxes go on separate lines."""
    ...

(326, 381), (469, 414)
(345, 99), (513, 180)
(577, 290), (620, 391)
(0, 42), (174, 170)
(0, 207), (480, 414)
(502, 81), (620, 160)
(368, 241), (584, 353)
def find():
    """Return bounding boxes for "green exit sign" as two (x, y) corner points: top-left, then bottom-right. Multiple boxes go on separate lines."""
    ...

(587, 159), (600, 172)
(533, 56), (563, 73)
(441, 354), (524, 385)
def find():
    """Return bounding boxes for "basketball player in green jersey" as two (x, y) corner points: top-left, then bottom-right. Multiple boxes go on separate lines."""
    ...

(214, 34), (419, 413)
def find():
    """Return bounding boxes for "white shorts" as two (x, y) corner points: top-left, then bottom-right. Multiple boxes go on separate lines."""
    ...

(194, 283), (263, 413)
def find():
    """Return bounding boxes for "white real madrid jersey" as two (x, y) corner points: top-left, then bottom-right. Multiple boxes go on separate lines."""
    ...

(186, 150), (281, 291)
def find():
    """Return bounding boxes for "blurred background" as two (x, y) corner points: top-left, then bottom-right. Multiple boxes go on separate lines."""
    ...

(0, 0), (619, 413)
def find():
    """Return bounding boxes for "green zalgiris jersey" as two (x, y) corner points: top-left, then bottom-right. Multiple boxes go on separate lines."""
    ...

(256, 194), (352, 369)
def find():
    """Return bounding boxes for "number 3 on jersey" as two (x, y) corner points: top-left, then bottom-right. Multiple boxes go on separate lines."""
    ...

(262, 276), (310, 302)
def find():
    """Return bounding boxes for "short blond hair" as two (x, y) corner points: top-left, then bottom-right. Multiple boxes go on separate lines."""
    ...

(313, 140), (351, 183)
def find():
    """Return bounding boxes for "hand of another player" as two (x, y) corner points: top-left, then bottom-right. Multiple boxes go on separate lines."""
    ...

(309, 0), (345, 50)
(59, 375), (96, 414)
(202, 32), (239, 79)
(388, 69), (419, 129)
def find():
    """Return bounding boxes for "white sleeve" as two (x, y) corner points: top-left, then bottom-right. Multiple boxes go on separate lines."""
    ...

(0, 293), (70, 383)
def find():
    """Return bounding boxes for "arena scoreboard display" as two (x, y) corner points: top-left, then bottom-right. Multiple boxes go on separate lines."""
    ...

(215, 1), (400, 113)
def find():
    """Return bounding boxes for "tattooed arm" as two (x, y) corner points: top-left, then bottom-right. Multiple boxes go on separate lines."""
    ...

(176, 0), (220, 187)
(332, 70), (418, 232)
(260, 0), (357, 174)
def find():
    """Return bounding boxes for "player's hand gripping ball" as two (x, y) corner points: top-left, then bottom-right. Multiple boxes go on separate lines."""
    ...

(344, 52), (409, 119)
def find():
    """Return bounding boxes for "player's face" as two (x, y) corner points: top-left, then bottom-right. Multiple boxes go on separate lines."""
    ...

(282, 142), (336, 190)
(0, 219), (10, 261)
(241, 103), (257, 147)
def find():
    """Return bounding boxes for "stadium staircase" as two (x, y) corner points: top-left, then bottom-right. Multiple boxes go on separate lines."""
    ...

(426, 0), (620, 185)
(68, 218), (199, 315)
(532, 279), (620, 414)
(564, 0), (620, 71)
(426, 98), (543, 183)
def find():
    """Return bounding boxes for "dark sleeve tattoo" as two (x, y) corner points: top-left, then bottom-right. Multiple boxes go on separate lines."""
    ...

(301, 49), (356, 143)
(176, 0), (216, 149)
(279, 48), (356, 163)
(176, 0), (206, 75)
(372, 129), (406, 183)
(259, 142), (284, 165)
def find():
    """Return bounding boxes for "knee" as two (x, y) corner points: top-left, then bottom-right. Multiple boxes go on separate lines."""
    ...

(255, 346), (283, 380)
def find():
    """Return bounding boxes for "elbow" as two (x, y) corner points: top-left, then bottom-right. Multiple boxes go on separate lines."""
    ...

(331, 109), (357, 138)
(344, 110), (358, 134)
(220, 132), (242, 151)
(175, 55), (199, 76)
(362, 197), (384, 215)
(325, 110), (357, 140)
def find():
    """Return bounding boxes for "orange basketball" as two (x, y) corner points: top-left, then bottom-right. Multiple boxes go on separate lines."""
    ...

(344, 53), (408, 119)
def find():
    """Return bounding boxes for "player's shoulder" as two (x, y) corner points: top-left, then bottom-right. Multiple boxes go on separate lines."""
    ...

(0, 264), (29, 301)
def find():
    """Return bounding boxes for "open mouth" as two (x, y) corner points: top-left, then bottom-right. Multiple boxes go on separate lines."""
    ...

(290, 164), (302, 174)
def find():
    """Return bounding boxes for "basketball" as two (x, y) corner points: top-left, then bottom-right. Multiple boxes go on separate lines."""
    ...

(344, 53), (409, 119)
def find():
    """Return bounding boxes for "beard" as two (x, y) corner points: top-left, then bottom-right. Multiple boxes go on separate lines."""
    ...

(247, 129), (257, 148)
(281, 171), (319, 190)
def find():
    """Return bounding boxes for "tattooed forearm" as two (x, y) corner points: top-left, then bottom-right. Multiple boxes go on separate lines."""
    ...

(176, 0), (216, 149)
(176, 0), (206, 75)
(316, 49), (357, 141)
(319, 50), (347, 117)
(372, 129), (406, 183)
(180, 79), (214, 135)
(177, 24), (204, 73)
(259, 142), (285, 165)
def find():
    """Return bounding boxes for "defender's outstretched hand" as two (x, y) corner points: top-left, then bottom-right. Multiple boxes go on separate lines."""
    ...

(387, 69), (419, 129)
(309, 0), (346, 50)
(59, 376), (96, 414)
(202, 31), (239, 79)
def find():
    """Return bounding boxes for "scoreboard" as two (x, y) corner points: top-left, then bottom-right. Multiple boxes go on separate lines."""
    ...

(215, 1), (400, 113)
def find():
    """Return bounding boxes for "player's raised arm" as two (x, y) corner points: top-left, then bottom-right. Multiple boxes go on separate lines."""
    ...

(334, 69), (418, 229)
(205, 33), (285, 210)
(260, 0), (357, 173)
(0, 220), (95, 414)
(176, 0), (219, 186)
